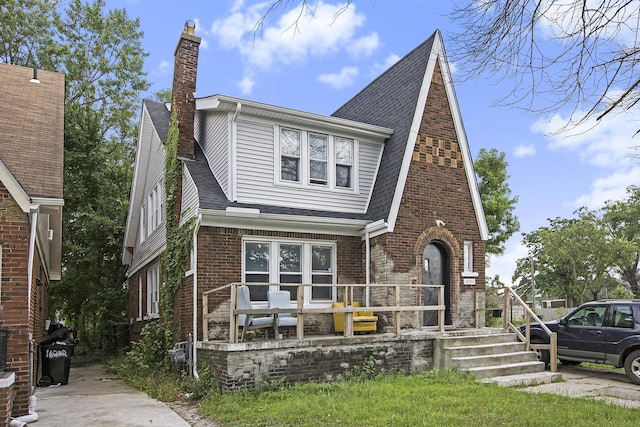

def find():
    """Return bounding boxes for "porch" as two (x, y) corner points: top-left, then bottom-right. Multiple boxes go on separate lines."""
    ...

(196, 284), (558, 392)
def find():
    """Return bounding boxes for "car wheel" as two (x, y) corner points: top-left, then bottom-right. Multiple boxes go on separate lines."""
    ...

(531, 337), (550, 369)
(624, 349), (640, 385)
(559, 359), (581, 366)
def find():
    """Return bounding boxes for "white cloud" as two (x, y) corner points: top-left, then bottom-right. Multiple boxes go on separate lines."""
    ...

(532, 107), (637, 168)
(153, 60), (172, 75)
(237, 75), (256, 95)
(514, 144), (536, 158)
(317, 66), (358, 89)
(574, 166), (640, 210)
(210, 1), (377, 91)
(372, 53), (400, 76)
(487, 238), (529, 287)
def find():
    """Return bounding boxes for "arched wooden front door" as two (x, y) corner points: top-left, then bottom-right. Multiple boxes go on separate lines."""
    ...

(423, 242), (451, 326)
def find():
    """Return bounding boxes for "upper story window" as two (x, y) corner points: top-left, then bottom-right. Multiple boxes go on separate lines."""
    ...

(335, 137), (353, 188)
(280, 129), (300, 182)
(145, 180), (164, 238)
(278, 126), (356, 190)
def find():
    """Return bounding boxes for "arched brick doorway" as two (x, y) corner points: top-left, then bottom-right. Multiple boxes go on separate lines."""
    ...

(423, 241), (452, 326)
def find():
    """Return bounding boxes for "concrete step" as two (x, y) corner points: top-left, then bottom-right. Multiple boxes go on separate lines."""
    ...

(444, 341), (527, 358)
(466, 360), (546, 379)
(482, 371), (563, 387)
(437, 333), (517, 348)
(452, 351), (537, 369)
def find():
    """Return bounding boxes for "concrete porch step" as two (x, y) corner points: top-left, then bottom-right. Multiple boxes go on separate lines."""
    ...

(466, 360), (546, 379)
(452, 351), (537, 369)
(482, 371), (563, 387)
(444, 341), (527, 358)
(437, 332), (517, 347)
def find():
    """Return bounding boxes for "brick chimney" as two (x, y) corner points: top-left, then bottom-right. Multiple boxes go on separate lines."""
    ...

(171, 20), (201, 160)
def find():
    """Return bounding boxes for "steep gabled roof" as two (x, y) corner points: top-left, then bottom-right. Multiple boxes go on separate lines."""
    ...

(333, 30), (488, 239)
(333, 33), (436, 224)
(0, 63), (64, 199)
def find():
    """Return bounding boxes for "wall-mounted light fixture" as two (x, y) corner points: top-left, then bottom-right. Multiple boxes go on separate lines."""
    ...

(30, 68), (40, 84)
(435, 219), (446, 228)
(36, 277), (44, 287)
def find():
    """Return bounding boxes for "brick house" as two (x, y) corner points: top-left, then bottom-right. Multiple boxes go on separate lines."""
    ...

(123, 24), (488, 385)
(0, 63), (65, 423)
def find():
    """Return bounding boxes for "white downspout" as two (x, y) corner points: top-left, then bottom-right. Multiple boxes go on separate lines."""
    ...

(191, 213), (202, 379)
(230, 102), (241, 202)
(365, 230), (371, 307)
(27, 205), (38, 398)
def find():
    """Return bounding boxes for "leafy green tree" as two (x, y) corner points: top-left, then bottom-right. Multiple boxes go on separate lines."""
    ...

(514, 209), (622, 306)
(0, 0), (59, 66)
(602, 186), (640, 297)
(474, 148), (520, 256)
(2, 0), (150, 353)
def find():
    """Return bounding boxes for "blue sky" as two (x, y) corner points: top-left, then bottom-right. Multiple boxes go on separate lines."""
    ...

(107, 0), (639, 286)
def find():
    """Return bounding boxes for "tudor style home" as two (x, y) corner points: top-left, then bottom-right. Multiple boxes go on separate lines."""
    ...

(0, 63), (65, 423)
(123, 23), (488, 379)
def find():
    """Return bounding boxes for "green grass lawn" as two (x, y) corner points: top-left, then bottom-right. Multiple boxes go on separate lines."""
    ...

(200, 370), (640, 427)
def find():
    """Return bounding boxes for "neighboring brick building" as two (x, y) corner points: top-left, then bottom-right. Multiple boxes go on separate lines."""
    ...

(0, 63), (65, 422)
(123, 24), (488, 382)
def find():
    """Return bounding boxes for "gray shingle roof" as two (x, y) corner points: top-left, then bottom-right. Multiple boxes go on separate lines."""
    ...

(143, 31), (438, 224)
(333, 31), (437, 223)
(143, 99), (170, 141)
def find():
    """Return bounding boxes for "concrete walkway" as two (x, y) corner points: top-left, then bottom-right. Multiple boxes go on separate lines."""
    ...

(522, 364), (640, 408)
(34, 360), (192, 426)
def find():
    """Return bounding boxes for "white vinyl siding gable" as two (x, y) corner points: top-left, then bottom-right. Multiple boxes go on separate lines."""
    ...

(234, 117), (383, 214)
(196, 110), (230, 198)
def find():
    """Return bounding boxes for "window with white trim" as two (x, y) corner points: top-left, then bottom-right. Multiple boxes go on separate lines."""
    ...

(278, 127), (356, 190)
(139, 205), (146, 243)
(146, 181), (163, 237)
(147, 265), (160, 317)
(243, 239), (336, 304)
(280, 128), (300, 182)
(463, 241), (473, 273)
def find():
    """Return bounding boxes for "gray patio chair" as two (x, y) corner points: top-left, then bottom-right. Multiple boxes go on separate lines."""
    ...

(237, 285), (273, 341)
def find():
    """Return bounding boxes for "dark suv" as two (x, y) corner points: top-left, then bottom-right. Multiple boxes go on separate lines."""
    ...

(522, 299), (640, 385)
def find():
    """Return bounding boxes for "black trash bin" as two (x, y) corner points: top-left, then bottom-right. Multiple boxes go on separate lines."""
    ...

(41, 343), (73, 385)
(39, 326), (76, 386)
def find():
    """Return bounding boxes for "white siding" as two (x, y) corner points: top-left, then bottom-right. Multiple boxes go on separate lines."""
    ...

(234, 118), (383, 213)
(197, 110), (230, 198)
(129, 107), (167, 272)
(181, 166), (199, 224)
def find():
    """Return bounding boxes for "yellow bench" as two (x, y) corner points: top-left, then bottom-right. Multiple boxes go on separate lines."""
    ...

(332, 301), (378, 333)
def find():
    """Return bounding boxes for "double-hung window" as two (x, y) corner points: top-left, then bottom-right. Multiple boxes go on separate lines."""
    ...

(278, 127), (355, 190)
(145, 180), (163, 238)
(146, 264), (160, 317)
(309, 133), (328, 185)
(335, 137), (353, 188)
(280, 129), (301, 182)
(243, 239), (336, 304)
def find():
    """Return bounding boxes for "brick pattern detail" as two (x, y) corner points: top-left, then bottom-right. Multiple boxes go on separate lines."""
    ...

(413, 136), (462, 168)
(0, 183), (50, 417)
(171, 32), (201, 160)
(370, 60), (485, 327)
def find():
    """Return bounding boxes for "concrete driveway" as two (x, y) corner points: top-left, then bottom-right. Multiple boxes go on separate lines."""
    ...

(34, 360), (194, 427)
(523, 364), (640, 408)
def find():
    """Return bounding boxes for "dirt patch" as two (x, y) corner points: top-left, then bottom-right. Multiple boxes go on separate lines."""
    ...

(168, 400), (221, 427)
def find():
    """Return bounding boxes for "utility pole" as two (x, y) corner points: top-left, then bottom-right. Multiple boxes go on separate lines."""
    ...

(530, 257), (536, 310)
